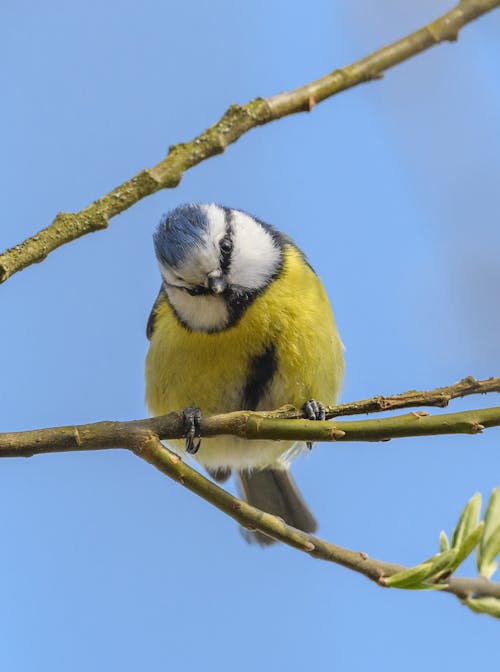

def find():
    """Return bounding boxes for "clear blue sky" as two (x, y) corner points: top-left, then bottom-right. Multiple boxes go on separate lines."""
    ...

(1, 1), (500, 670)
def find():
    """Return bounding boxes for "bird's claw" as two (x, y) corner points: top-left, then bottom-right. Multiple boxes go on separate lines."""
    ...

(183, 406), (202, 455)
(303, 399), (326, 451)
(303, 399), (326, 421)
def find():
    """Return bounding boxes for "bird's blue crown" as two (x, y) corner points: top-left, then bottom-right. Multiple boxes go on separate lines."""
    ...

(154, 203), (208, 268)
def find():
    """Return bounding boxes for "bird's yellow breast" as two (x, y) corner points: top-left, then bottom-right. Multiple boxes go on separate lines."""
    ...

(145, 244), (344, 421)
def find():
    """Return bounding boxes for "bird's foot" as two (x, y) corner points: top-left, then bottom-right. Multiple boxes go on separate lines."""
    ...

(182, 406), (202, 455)
(303, 399), (326, 421)
(303, 399), (326, 451)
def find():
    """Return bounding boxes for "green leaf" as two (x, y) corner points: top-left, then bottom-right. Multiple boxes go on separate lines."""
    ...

(477, 487), (500, 578)
(451, 492), (482, 549)
(477, 524), (500, 578)
(385, 549), (457, 589)
(463, 597), (500, 619)
(439, 530), (450, 552)
(400, 582), (448, 591)
(385, 521), (486, 591)
(426, 548), (459, 577)
(384, 562), (436, 588)
(446, 522), (485, 575)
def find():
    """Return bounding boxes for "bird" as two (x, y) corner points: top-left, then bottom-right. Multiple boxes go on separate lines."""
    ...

(145, 203), (344, 544)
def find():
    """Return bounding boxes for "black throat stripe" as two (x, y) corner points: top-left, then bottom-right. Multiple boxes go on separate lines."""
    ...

(242, 344), (278, 410)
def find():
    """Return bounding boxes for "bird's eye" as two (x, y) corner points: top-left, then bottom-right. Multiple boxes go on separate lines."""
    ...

(220, 237), (232, 256)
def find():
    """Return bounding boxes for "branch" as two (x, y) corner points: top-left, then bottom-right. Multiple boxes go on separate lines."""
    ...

(138, 439), (500, 606)
(1, 404), (499, 458)
(1, 385), (499, 611)
(1, 0), (499, 283)
(139, 437), (500, 597)
(266, 376), (500, 419)
(13, 426), (500, 605)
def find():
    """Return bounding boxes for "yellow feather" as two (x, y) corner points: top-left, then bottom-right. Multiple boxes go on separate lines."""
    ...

(145, 244), (344, 469)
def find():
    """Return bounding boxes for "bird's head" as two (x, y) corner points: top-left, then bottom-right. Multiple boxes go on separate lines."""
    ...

(153, 203), (284, 332)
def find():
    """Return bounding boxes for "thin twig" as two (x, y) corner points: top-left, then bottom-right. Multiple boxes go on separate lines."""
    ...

(1, 0), (499, 283)
(261, 376), (500, 419)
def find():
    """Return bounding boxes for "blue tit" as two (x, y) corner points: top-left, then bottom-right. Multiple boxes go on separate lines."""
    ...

(145, 203), (344, 544)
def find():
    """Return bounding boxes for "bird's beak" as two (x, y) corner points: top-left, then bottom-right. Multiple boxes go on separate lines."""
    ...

(207, 270), (227, 295)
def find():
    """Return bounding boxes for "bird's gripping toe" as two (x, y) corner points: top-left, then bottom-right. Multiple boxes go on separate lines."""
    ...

(183, 406), (202, 455)
(303, 399), (326, 450)
(303, 399), (326, 421)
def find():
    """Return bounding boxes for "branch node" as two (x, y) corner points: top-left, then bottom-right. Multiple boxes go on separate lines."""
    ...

(462, 375), (479, 387)
(427, 19), (459, 43)
(436, 395), (451, 408)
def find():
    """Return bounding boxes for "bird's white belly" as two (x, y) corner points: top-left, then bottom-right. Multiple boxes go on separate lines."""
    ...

(169, 435), (302, 470)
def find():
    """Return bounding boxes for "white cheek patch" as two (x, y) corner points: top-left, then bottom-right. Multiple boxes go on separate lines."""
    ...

(202, 204), (227, 241)
(228, 210), (282, 290)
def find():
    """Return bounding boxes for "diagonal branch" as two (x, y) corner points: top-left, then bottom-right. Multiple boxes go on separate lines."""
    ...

(137, 436), (500, 604)
(1, 384), (499, 609)
(1, 0), (499, 283)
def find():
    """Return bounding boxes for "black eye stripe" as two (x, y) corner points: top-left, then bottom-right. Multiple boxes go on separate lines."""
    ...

(220, 209), (233, 272)
(220, 237), (232, 254)
(186, 286), (212, 296)
(163, 280), (211, 296)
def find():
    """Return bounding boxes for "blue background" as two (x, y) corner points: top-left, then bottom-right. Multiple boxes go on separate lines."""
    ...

(1, 1), (499, 669)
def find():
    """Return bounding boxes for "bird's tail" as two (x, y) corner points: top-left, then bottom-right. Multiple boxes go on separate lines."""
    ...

(237, 468), (317, 546)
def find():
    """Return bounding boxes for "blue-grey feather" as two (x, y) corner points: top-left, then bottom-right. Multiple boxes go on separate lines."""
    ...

(154, 204), (208, 268)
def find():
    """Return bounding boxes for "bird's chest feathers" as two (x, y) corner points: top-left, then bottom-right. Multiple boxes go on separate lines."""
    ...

(147, 298), (278, 414)
(145, 245), (342, 417)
